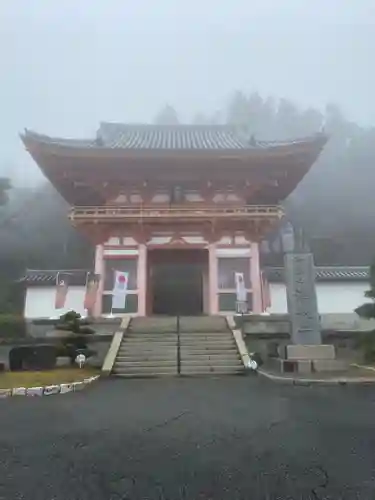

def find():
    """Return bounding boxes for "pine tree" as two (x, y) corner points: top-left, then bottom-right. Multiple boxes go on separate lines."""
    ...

(354, 261), (375, 362)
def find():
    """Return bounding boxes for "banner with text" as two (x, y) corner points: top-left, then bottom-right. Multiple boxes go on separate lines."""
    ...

(112, 271), (129, 310)
(55, 272), (70, 309)
(84, 273), (100, 314)
(235, 272), (247, 313)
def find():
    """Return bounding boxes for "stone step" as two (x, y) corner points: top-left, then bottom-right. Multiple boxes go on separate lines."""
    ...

(181, 359), (242, 370)
(129, 317), (177, 334)
(122, 348), (173, 352)
(113, 365), (177, 373)
(120, 343), (177, 349)
(180, 366), (244, 375)
(180, 340), (235, 349)
(124, 334), (177, 342)
(179, 316), (229, 333)
(122, 338), (176, 342)
(126, 332), (177, 336)
(113, 371), (177, 378)
(180, 336), (234, 340)
(180, 346), (238, 353)
(116, 354), (177, 362)
(180, 333), (233, 338)
(121, 340), (177, 349)
(114, 367), (177, 373)
(119, 345), (177, 351)
(118, 354), (176, 360)
(119, 345), (177, 352)
(181, 346), (235, 349)
(114, 360), (177, 368)
(180, 354), (240, 361)
(179, 331), (231, 336)
(180, 335), (234, 341)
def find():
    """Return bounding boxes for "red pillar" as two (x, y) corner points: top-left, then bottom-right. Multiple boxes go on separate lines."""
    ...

(208, 243), (218, 314)
(94, 244), (105, 317)
(251, 242), (262, 313)
(137, 244), (147, 316)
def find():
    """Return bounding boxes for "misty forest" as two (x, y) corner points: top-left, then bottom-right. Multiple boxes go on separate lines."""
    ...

(1, 91), (375, 312)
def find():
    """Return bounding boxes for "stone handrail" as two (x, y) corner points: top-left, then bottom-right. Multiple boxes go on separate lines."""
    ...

(101, 317), (131, 376)
(226, 315), (251, 368)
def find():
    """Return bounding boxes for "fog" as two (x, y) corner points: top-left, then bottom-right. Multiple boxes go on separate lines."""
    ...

(1, 1), (375, 184)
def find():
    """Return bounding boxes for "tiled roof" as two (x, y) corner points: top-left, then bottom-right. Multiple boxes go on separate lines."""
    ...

(21, 266), (369, 288)
(22, 124), (327, 151)
(97, 123), (327, 150)
(20, 269), (91, 286)
(265, 266), (369, 283)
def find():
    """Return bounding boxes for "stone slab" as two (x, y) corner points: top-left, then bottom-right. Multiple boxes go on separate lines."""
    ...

(286, 344), (335, 361)
(243, 319), (290, 335)
(312, 359), (348, 372)
(267, 358), (297, 374)
(297, 360), (313, 374)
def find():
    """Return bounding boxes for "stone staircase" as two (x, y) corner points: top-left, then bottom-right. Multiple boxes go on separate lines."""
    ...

(112, 316), (245, 378)
(112, 317), (178, 378)
(179, 316), (244, 376)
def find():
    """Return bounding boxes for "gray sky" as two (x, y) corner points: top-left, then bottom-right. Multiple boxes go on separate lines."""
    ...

(1, 0), (374, 183)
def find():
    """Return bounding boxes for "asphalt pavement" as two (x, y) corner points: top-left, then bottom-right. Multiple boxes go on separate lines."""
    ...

(1, 376), (375, 499)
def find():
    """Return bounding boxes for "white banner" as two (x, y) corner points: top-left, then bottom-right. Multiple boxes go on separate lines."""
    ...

(234, 272), (247, 302)
(112, 271), (129, 310)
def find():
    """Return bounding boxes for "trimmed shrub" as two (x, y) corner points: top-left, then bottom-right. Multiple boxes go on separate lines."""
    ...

(9, 345), (57, 371)
(56, 311), (96, 364)
(0, 314), (26, 339)
(356, 331), (375, 363)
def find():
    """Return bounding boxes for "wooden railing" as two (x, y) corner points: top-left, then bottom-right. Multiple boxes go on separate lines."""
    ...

(69, 205), (284, 222)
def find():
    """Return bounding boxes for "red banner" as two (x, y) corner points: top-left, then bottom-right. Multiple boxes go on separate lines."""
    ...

(55, 272), (70, 309)
(84, 273), (100, 314)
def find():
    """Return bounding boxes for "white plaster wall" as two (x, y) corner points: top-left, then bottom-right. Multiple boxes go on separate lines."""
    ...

(269, 282), (367, 314)
(268, 283), (288, 313)
(24, 286), (87, 319)
(316, 283), (367, 314)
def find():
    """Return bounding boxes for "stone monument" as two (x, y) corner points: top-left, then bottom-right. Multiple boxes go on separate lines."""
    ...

(282, 224), (321, 345)
(277, 223), (346, 374)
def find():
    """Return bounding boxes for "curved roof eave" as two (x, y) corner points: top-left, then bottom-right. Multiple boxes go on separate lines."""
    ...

(21, 128), (328, 160)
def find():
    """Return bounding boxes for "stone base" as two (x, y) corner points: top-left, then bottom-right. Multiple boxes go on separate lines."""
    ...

(269, 358), (312, 374)
(285, 344), (335, 361)
(269, 350), (348, 375)
(312, 359), (348, 372)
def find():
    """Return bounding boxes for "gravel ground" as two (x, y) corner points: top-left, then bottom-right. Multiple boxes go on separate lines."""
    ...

(1, 376), (375, 499)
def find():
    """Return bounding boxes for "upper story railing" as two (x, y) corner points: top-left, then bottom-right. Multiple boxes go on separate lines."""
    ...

(69, 205), (284, 222)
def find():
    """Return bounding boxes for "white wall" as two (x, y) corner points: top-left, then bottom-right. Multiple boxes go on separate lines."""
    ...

(268, 283), (288, 313)
(269, 282), (367, 314)
(24, 287), (87, 319)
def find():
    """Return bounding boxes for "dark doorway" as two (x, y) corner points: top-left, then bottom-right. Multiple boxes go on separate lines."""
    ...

(149, 250), (207, 316)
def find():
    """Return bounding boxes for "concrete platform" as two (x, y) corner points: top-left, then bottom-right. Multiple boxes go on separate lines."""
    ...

(268, 357), (348, 374)
(259, 364), (375, 385)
